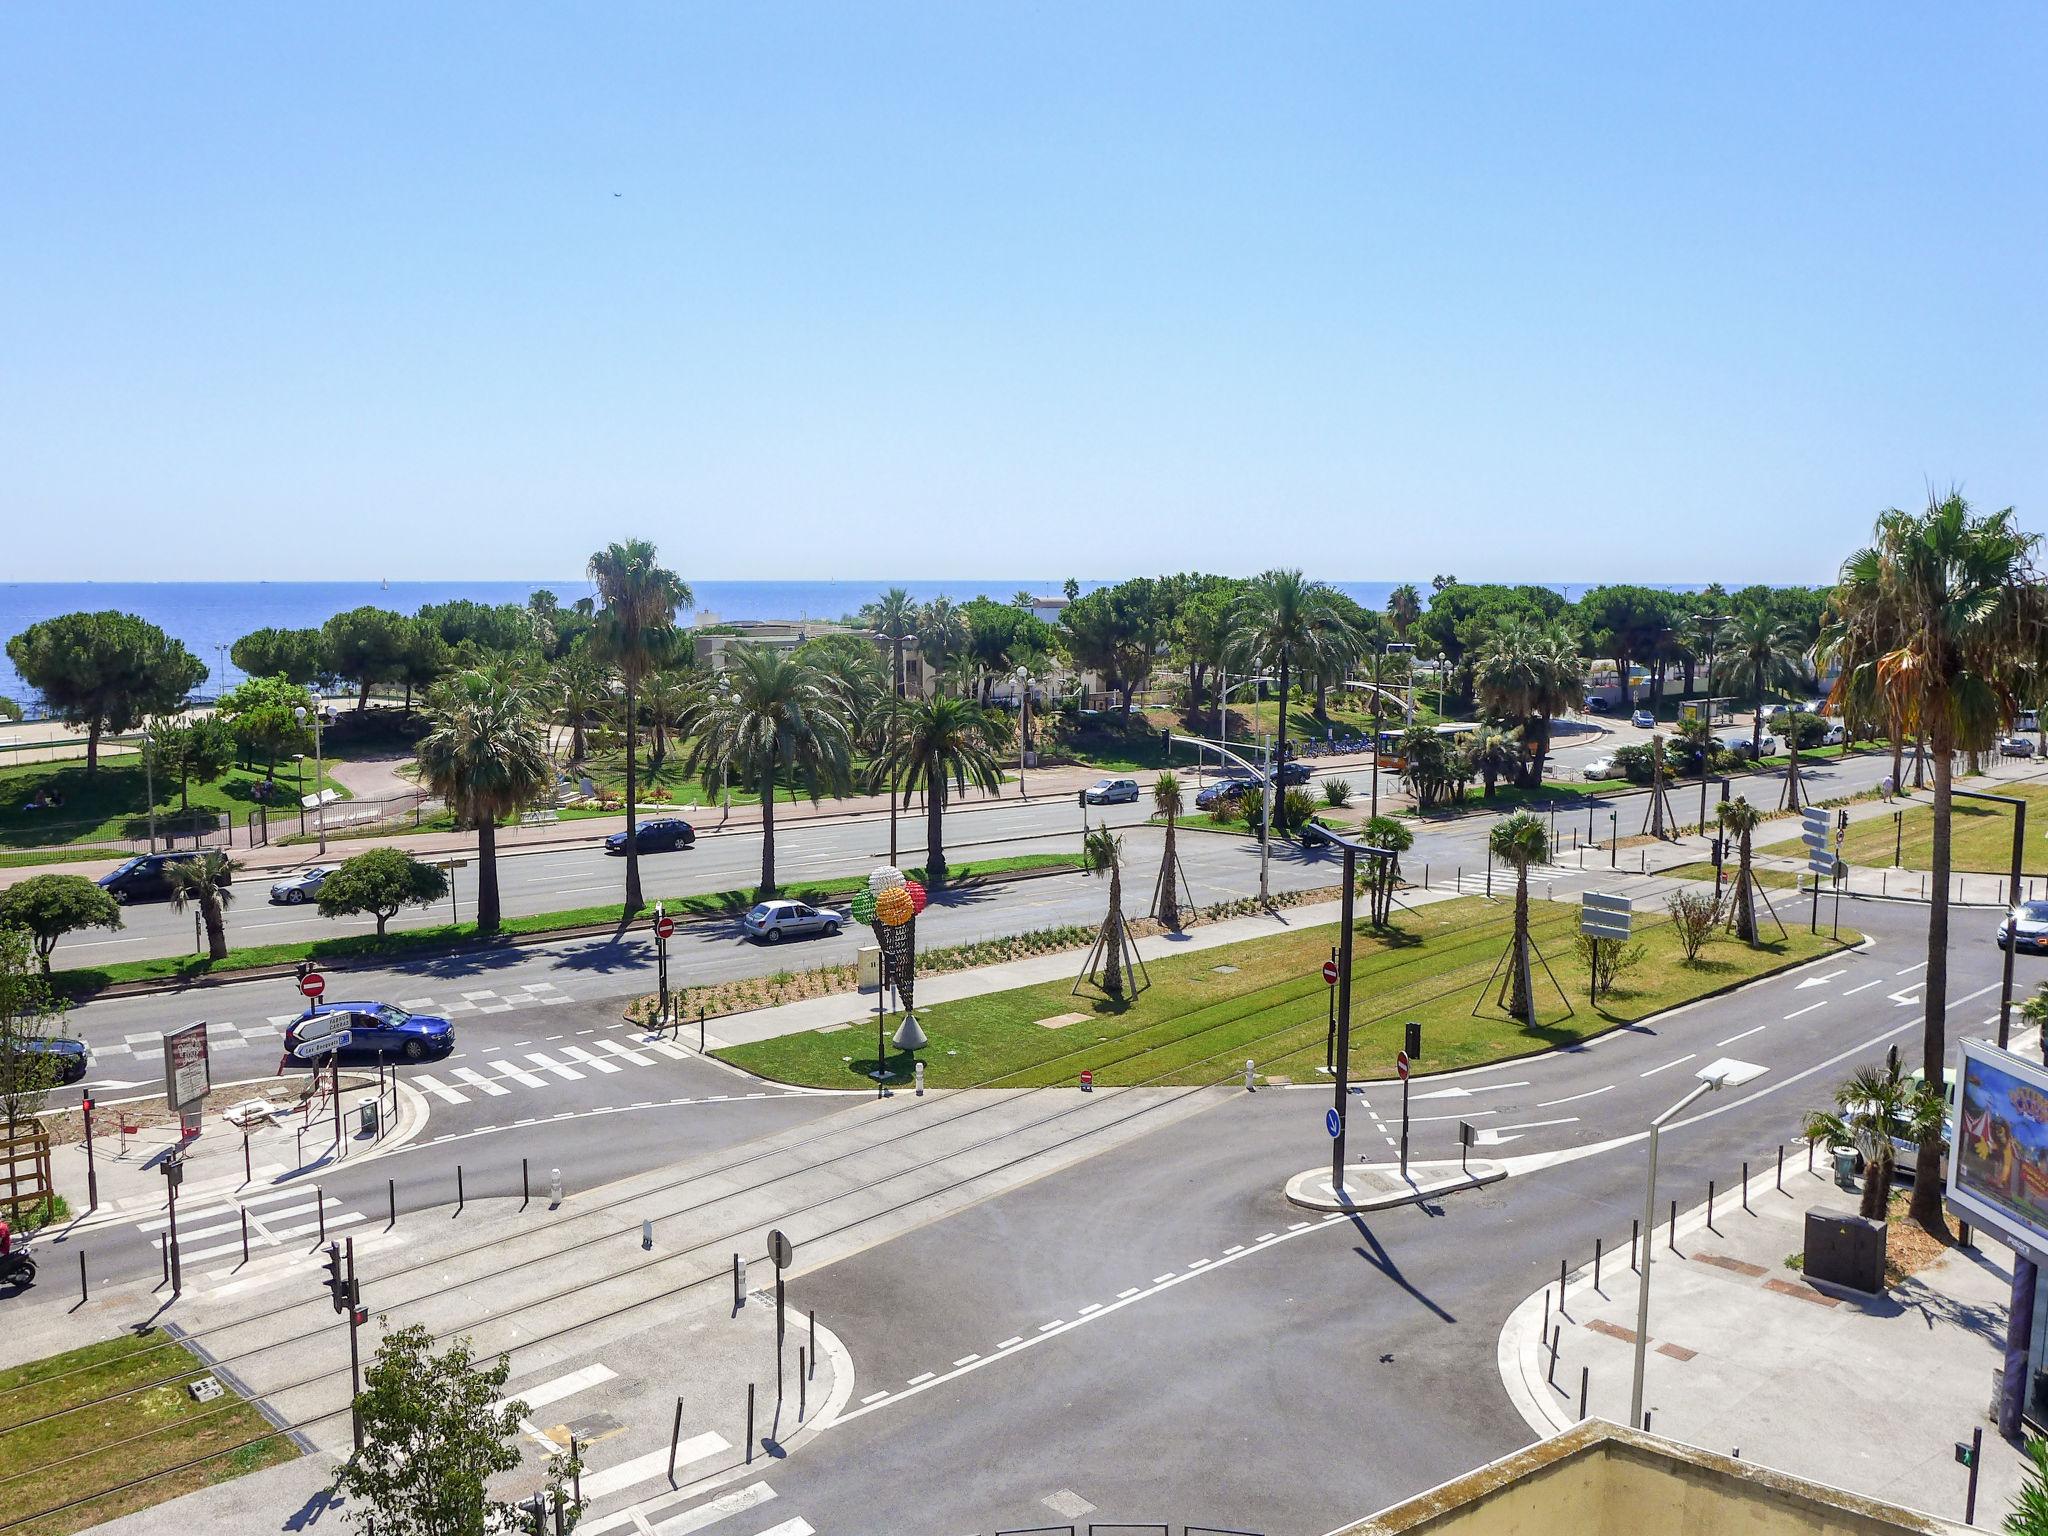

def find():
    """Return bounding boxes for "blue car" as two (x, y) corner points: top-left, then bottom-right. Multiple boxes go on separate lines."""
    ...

(283, 1002), (455, 1063)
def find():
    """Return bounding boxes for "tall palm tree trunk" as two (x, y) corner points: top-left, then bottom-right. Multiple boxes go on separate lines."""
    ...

(622, 677), (643, 914)
(1734, 835), (1757, 943)
(1910, 749), (1954, 1231)
(1273, 656), (1292, 826)
(1507, 870), (1531, 1021)
(1103, 865), (1125, 998)
(201, 893), (227, 960)
(759, 766), (778, 896)
(926, 778), (948, 887)
(477, 820), (501, 933)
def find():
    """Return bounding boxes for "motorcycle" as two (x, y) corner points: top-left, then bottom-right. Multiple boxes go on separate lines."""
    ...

(0, 1249), (34, 1289)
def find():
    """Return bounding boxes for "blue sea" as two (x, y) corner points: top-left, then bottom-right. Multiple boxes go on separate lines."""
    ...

(0, 578), (1695, 708)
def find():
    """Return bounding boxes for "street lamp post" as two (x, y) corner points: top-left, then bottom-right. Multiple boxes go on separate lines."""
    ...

(294, 704), (327, 856)
(1695, 615), (1732, 832)
(142, 725), (158, 854)
(1631, 1057), (1765, 1425)
(1015, 666), (1030, 798)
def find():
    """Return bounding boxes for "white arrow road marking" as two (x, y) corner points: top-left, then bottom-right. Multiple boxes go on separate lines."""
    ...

(1795, 970), (1847, 990)
(1889, 987), (1925, 1006)
(1411, 1080), (1530, 1101)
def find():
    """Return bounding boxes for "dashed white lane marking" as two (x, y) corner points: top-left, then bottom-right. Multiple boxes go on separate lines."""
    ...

(1537, 1085), (1613, 1108)
(1223, 1245), (1245, 1255)
(1037, 1320), (1065, 1332)
(1411, 1109), (1497, 1123)
(1844, 979), (1883, 995)
(1717, 1025), (1767, 1047)
(1784, 1001), (1828, 1020)
(1152, 1273), (1175, 1284)
(1287, 1221), (1309, 1231)
(953, 1354), (980, 1367)
(1255, 1233), (1277, 1243)
(1896, 961), (1928, 975)
(1493, 1117), (1579, 1133)
(997, 1336), (1024, 1349)
(1078, 1302), (1101, 1315)
(1640, 1054), (1696, 1078)
(860, 1391), (889, 1405)
(1117, 1287), (1141, 1298)
(906, 1372), (934, 1385)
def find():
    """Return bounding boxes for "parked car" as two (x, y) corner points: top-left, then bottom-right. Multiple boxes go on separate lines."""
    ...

(604, 818), (696, 855)
(1760, 704), (1791, 723)
(2021, 710), (2041, 734)
(742, 900), (844, 943)
(268, 866), (334, 905)
(1083, 778), (1141, 805)
(1195, 779), (1252, 810)
(283, 1002), (455, 1063)
(97, 850), (232, 904)
(1, 1037), (90, 1087)
(1583, 756), (1618, 780)
(1583, 696), (1611, 713)
(1274, 760), (1311, 787)
(2001, 735), (2037, 758)
(1998, 900), (2048, 954)
(1820, 723), (1847, 746)
(1629, 709), (1656, 729)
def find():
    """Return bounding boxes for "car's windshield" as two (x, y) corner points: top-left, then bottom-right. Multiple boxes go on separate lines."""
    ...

(109, 858), (143, 877)
(748, 904), (771, 921)
(376, 1005), (413, 1025)
(2021, 902), (2048, 922)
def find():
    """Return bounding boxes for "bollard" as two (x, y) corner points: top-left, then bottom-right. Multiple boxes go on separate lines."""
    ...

(1594, 1238), (1602, 1293)
(456, 1165), (464, 1214)
(241, 1209), (249, 1265)
(1542, 1288), (1550, 1338)
(1668, 1199), (1676, 1250)
(1967, 1423), (1984, 1523)
(388, 1178), (396, 1229)
(1776, 1143), (1784, 1193)
(161, 1235), (168, 1285)
(1547, 1325), (1560, 1386)
(667, 1396), (683, 1483)
(733, 1253), (745, 1309)
(1558, 1257), (1567, 1311)
(642, 1219), (653, 1251)
(745, 1383), (755, 1463)
(318, 1188), (327, 1244)
(1742, 1161), (1751, 1213)
(570, 1435), (580, 1507)
(78, 1250), (87, 1304)
(1245, 1059), (1256, 1091)
(809, 1308), (816, 1370)
(522, 1158), (530, 1209)
(1579, 1365), (1589, 1419)
(1631, 1219), (1640, 1272)
(1644, 1410), (1653, 1433)
(915, 1061), (924, 1096)
(700, 1009), (707, 1053)
(799, 1347), (807, 1418)
(1707, 1180), (1716, 1233)
(550, 1167), (563, 1205)
(1807, 1138), (1815, 1174)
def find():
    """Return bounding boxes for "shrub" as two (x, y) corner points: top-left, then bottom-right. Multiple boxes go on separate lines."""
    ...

(1572, 932), (1647, 999)
(1322, 777), (1352, 807)
(1666, 888), (1724, 962)
(1609, 744), (1657, 785)
(1280, 787), (1318, 828)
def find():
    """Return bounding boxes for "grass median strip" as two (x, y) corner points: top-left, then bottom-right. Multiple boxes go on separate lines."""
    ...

(0, 1332), (296, 1536)
(1761, 781), (2048, 877)
(46, 853), (1082, 997)
(1662, 861), (1802, 891)
(717, 894), (1857, 1090)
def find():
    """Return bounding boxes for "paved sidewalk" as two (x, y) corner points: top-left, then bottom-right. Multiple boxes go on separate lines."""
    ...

(1498, 1160), (2035, 1529)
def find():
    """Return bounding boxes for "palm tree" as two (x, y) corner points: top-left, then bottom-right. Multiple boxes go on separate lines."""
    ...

(683, 645), (853, 897)
(860, 588), (918, 707)
(417, 668), (554, 934)
(1080, 824), (1131, 999)
(1489, 812), (1549, 1023)
(588, 540), (692, 915)
(641, 668), (697, 782)
(1230, 571), (1358, 828)
(1715, 606), (1803, 760)
(1151, 770), (1185, 931)
(1360, 814), (1413, 926)
(1463, 725), (1521, 799)
(1717, 796), (1763, 944)
(917, 597), (967, 679)
(1827, 493), (2044, 1231)
(549, 649), (612, 766)
(1802, 1050), (1945, 1220)
(866, 695), (1004, 888)
(165, 855), (235, 961)
(1473, 618), (1585, 786)
(1387, 583), (1423, 641)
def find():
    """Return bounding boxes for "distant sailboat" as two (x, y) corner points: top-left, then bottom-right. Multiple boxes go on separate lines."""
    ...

(380, 577), (390, 590)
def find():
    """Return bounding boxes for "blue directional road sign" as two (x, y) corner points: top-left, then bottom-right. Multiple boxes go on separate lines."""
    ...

(1326, 1107), (1342, 1138)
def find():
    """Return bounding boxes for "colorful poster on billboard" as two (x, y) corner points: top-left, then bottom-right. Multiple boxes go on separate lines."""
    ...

(1946, 1039), (2048, 1256)
(161, 1022), (211, 1112)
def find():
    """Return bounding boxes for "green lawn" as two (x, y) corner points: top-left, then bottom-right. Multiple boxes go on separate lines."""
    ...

(0, 1332), (296, 1536)
(0, 752), (347, 852)
(46, 853), (1081, 997)
(716, 894), (1855, 1090)
(0, 847), (127, 868)
(1760, 782), (2048, 876)
(1663, 860), (1803, 891)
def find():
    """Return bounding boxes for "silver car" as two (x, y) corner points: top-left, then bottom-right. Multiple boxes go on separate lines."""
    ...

(269, 866), (334, 905)
(1083, 778), (1141, 805)
(742, 900), (845, 944)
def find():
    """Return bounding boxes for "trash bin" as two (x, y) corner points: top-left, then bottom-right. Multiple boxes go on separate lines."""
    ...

(359, 1100), (381, 1136)
(1832, 1145), (1858, 1189)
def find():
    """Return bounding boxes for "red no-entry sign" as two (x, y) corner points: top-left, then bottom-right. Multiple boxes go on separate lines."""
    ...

(654, 915), (676, 941)
(299, 971), (326, 999)
(1321, 959), (1340, 985)
(1395, 1049), (1410, 1080)
(1079, 1069), (1094, 1092)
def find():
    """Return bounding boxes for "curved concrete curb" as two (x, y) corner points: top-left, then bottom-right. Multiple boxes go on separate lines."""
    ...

(1284, 1158), (1506, 1212)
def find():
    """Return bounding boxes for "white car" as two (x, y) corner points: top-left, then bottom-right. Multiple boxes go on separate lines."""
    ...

(741, 901), (845, 943)
(1821, 723), (1847, 746)
(269, 866), (334, 905)
(1083, 778), (1141, 805)
(1583, 756), (1619, 780)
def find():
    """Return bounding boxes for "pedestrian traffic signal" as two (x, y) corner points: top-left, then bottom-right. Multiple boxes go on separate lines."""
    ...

(322, 1242), (345, 1314)
(1404, 1020), (1422, 1059)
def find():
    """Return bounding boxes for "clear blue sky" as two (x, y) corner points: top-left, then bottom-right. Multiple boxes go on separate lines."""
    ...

(3, 4), (2042, 584)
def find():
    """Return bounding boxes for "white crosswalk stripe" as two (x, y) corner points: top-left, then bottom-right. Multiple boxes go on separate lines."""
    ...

(644, 1482), (778, 1535)
(489, 1058), (549, 1089)
(594, 1038), (654, 1067)
(412, 1072), (470, 1104)
(453, 1066), (511, 1096)
(526, 1051), (584, 1081)
(562, 1044), (621, 1074)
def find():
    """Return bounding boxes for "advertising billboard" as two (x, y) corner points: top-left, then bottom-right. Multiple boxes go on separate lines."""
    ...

(1946, 1038), (2048, 1257)
(161, 1022), (211, 1112)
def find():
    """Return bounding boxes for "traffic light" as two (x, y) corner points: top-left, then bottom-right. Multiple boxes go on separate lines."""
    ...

(322, 1242), (345, 1314)
(1404, 1020), (1422, 1059)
